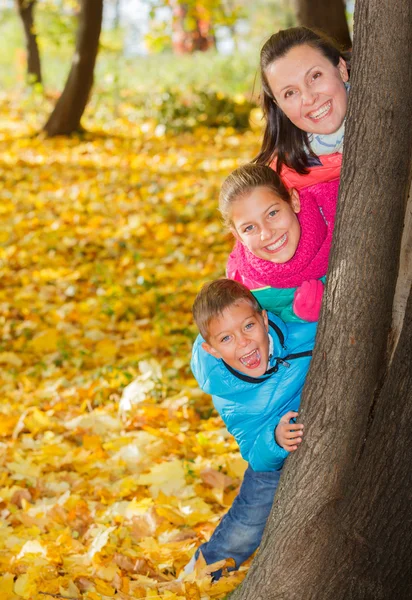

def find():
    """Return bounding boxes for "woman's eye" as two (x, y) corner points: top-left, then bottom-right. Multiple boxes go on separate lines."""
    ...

(312, 71), (322, 80)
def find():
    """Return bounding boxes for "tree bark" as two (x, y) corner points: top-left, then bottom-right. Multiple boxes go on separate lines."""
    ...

(15, 0), (42, 84)
(231, 1), (412, 598)
(294, 0), (351, 49)
(43, 0), (103, 137)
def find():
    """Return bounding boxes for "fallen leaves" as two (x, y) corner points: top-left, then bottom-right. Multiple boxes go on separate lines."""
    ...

(0, 96), (257, 599)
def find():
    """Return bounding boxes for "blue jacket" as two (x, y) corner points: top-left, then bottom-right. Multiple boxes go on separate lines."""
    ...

(191, 313), (316, 471)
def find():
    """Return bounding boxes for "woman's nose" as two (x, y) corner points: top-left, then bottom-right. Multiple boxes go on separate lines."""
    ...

(301, 88), (317, 106)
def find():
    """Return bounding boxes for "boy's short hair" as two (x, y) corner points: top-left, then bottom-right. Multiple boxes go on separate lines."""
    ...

(193, 278), (261, 341)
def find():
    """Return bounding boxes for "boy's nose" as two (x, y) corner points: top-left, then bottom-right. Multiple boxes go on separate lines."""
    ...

(237, 335), (249, 348)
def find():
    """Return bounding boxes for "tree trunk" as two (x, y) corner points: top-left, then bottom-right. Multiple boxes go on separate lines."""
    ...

(43, 0), (103, 137)
(15, 0), (42, 84)
(231, 1), (412, 598)
(294, 0), (351, 49)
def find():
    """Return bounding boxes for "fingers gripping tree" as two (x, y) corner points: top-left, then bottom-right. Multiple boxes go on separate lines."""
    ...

(43, 0), (103, 137)
(231, 1), (412, 598)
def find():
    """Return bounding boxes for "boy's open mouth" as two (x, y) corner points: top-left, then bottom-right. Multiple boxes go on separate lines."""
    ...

(239, 348), (261, 368)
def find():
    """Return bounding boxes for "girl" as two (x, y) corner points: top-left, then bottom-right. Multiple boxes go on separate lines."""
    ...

(255, 26), (350, 190)
(223, 163), (338, 322)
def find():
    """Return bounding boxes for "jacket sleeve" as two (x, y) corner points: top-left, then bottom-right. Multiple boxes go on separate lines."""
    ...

(215, 400), (289, 472)
(245, 415), (289, 471)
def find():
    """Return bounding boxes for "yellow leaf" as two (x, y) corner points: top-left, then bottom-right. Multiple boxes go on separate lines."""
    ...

(95, 339), (118, 359)
(29, 329), (59, 353)
(0, 352), (23, 367)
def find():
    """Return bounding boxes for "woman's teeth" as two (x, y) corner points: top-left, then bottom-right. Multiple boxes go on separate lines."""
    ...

(240, 349), (261, 367)
(309, 101), (331, 120)
(266, 233), (287, 251)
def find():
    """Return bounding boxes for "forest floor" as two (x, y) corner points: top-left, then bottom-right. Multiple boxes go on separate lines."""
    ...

(0, 95), (262, 599)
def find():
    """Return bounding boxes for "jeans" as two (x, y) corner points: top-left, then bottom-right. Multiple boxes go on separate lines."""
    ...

(195, 465), (282, 579)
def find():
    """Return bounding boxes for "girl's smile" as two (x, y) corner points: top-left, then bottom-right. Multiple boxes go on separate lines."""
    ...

(231, 186), (301, 264)
(266, 44), (349, 135)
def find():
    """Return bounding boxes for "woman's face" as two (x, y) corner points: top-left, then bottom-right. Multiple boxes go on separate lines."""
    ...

(266, 44), (349, 135)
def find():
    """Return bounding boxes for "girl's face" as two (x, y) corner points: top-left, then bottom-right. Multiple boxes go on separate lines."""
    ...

(266, 44), (349, 135)
(231, 187), (301, 264)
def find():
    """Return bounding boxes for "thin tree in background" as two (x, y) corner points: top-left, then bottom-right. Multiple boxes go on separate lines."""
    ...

(43, 0), (103, 137)
(231, 0), (412, 597)
(15, 0), (42, 84)
(294, 0), (351, 49)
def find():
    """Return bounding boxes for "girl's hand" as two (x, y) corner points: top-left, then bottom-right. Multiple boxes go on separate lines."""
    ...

(275, 411), (304, 451)
(293, 279), (324, 322)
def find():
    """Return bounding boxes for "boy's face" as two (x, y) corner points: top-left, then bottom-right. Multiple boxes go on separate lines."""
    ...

(202, 300), (270, 377)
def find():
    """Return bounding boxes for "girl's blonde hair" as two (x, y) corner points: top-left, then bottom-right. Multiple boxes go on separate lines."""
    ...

(219, 163), (291, 229)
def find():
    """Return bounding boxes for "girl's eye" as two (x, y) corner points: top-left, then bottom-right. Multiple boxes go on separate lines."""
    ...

(243, 224), (254, 233)
(284, 89), (295, 99)
(268, 210), (278, 218)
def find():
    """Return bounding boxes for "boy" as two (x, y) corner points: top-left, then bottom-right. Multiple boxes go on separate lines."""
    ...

(184, 278), (316, 578)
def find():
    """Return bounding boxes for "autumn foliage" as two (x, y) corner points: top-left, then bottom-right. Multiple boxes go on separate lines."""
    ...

(0, 96), (261, 599)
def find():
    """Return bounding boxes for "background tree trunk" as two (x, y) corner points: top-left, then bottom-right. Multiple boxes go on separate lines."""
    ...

(43, 0), (103, 137)
(15, 0), (42, 84)
(294, 0), (351, 49)
(231, 1), (412, 598)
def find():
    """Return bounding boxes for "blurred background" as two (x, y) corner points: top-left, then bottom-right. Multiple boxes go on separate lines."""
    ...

(0, 0), (354, 135)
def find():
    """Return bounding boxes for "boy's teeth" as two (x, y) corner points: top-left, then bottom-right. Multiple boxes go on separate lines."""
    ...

(266, 234), (287, 251)
(240, 349), (260, 367)
(309, 101), (331, 119)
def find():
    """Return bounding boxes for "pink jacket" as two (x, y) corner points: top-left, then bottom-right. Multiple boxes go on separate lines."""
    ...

(271, 153), (342, 191)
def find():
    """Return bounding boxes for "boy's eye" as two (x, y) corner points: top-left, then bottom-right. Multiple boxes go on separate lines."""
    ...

(245, 322), (254, 330)
(221, 335), (231, 343)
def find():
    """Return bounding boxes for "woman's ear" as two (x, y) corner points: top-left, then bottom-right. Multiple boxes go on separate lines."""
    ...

(290, 188), (301, 213)
(202, 341), (222, 359)
(338, 57), (349, 83)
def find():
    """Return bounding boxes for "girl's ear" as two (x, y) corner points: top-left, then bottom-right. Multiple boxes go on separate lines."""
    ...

(202, 341), (222, 360)
(338, 57), (349, 83)
(290, 188), (301, 214)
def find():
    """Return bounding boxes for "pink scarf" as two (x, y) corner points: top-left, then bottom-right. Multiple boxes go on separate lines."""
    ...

(227, 180), (339, 289)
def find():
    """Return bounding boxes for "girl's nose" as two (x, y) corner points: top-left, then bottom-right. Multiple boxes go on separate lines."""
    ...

(260, 225), (272, 241)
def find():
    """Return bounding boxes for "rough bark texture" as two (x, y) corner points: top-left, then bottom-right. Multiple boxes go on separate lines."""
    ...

(294, 0), (352, 49)
(43, 0), (103, 137)
(231, 1), (412, 598)
(16, 0), (42, 84)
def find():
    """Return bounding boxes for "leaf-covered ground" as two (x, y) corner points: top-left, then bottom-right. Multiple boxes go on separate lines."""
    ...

(0, 95), (261, 599)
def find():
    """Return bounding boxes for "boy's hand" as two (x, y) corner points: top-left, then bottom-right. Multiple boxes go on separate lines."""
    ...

(275, 411), (304, 451)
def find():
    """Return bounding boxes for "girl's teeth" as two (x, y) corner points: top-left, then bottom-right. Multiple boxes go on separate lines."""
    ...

(267, 234), (287, 251)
